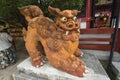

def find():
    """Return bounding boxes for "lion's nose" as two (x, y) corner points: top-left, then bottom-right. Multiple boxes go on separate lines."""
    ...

(68, 23), (74, 28)
(66, 21), (79, 30)
(66, 22), (74, 29)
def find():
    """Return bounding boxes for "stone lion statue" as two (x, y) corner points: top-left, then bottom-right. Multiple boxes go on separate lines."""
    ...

(19, 5), (86, 77)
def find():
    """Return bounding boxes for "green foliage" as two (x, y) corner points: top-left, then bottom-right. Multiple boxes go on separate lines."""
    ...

(0, 0), (85, 20)
(39, 0), (85, 17)
(16, 0), (38, 7)
(0, 0), (38, 20)
(0, 0), (14, 19)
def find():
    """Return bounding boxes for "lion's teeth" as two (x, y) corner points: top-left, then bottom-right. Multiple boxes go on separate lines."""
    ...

(66, 31), (69, 35)
(77, 29), (80, 32)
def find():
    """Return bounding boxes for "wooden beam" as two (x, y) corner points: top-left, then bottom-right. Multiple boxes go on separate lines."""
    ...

(79, 38), (112, 42)
(80, 28), (114, 34)
(79, 44), (111, 51)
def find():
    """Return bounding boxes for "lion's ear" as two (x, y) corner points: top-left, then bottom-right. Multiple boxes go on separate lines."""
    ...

(72, 10), (80, 16)
(48, 6), (61, 16)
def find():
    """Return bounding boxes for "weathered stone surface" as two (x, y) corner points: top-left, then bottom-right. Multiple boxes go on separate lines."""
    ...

(112, 62), (120, 80)
(82, 49), (120, 61)
(13, 53), (110, 80)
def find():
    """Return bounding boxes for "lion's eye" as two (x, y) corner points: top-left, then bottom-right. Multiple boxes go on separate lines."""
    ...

(61, 17), (67, 22)
(73, 16), (77, 20)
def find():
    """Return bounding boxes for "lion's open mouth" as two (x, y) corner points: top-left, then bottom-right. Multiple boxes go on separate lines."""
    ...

(57, 25), (80, 36)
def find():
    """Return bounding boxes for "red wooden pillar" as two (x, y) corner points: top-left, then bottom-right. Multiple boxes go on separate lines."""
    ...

(86, 0), (92, 28)
(115, 29), (120, 52)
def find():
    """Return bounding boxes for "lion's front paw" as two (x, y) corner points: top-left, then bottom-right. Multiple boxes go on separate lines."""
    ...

(74, 49), (84, 57)
(31, 56), (44, 67)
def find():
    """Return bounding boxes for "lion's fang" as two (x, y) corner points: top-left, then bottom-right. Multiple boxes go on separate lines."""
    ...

(66, 31), (69, 35)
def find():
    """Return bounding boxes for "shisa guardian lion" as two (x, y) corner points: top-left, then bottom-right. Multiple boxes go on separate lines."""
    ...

(19, 5), (86, 77)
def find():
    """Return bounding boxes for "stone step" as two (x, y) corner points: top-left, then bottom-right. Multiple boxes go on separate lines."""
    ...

(112, 62), (120, 80)
(82, 49), (120, 61)
(13, 53), (110, 80)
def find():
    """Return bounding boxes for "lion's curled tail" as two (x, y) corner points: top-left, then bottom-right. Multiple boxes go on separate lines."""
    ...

(19, 5), (43, 22)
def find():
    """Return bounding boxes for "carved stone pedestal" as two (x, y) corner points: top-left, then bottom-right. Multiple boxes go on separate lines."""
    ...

(13, 53), (110, 80)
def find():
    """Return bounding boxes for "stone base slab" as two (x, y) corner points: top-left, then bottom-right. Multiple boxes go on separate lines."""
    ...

(13, 53), (110, 80)
(112, 62), (120, 80)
